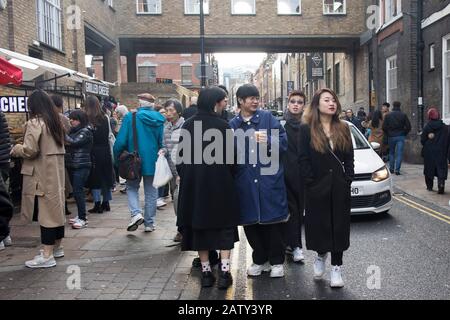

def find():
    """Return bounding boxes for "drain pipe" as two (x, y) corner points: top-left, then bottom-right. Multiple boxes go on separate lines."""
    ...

(417, 0), (424, 132)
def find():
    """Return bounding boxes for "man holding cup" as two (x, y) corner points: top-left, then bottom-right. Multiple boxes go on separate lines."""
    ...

(230, 84), (289, 278)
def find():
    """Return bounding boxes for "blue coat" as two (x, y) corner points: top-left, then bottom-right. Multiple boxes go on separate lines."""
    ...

(229, 109), (289, 225)
(113, 107), (165, 176)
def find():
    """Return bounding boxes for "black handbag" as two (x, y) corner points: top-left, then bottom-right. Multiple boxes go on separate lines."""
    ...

(118, 113), (141, 181)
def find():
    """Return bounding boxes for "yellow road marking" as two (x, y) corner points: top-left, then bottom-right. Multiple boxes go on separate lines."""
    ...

(394, 195), (450, 225)
(395, 195), (450, 221)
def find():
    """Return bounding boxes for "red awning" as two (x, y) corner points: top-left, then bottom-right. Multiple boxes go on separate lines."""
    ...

(0, 56), (23, 86)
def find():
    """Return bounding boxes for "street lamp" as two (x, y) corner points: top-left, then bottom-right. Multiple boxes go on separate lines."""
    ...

(200, 0), (206, 87)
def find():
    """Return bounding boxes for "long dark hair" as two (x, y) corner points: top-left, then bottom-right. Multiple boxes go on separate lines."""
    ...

(302, 88), (352, 153)
(198, 87), (227, 113)
(371, 110), (383, 129)
(84, 95), (105, 127)
(27, 90), (64, 146)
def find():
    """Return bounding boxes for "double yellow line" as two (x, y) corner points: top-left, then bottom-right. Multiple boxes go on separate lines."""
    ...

(394, 195), (450, 225)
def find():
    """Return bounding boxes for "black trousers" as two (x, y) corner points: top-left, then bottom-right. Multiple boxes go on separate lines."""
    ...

(244, 223), (285, 265)
(284, 185), (304, 249)
(318, 251), (343, 266)
(33, 196), (65, 246)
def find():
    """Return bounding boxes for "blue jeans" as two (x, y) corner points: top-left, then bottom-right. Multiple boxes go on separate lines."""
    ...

(68, 168), (90, 221)
(388, 135), (406, 173)
(92, 188), (112, 203)
(127, 176), (157, 227)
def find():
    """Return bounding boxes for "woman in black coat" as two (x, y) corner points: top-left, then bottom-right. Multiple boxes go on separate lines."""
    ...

(299, 88), (354, 288)
(421, 107), (450, 194)
(177, 87), (240, 290)
(65, 110), (93, 229)
(283, 91), (306, 263)
(84, 96), (114, 214)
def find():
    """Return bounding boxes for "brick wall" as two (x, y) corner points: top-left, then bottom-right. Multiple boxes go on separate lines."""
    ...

(0, 4), (8, 49)
(115, 0), (366, 37)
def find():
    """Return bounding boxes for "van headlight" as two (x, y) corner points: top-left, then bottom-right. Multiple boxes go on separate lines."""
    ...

(372, 166), (389, 182)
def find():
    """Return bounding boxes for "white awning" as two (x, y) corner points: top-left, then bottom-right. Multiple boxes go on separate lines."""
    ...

(0, 48), (113, 87)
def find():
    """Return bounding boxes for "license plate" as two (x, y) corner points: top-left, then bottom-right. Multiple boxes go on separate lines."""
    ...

(351, 186), (364, 196)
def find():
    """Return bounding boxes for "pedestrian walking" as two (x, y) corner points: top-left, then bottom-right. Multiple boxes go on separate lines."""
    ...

(283, 90), (306, 263)
(0, 110), (12, 250)
(421, 107), (450, 194)
(176, 86), (240, 289)
(299, 88), (354, 288)
(64, 110), (93, 229)
(0, 173), (13, 251)
(382, 101), (411, 175)
(11, 90), (66, 268)
(84, 95), (115, 214)
(229, 84), (289, 278)
(368, 110), (386, 157)
(114, 93), (166, 232)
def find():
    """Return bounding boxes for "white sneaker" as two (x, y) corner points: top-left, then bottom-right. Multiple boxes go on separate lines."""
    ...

(25, 251), (56, 269)
(72, 218), (87, 229)
(292, 247), (305, 263)
(0, 241), (4, 251)
(313, 253), (328, 279)
(144, 225), (156, 233)
(69, 217), (88, 225)
(3, 235), (12, 247)
(330, 265), (344, 288)
(127, 214), (144, 232)
(53, 247), (65, 259)
(270, 264), (285, 278)
(247, 262), (271, 276)
(157, 198), (167, 209)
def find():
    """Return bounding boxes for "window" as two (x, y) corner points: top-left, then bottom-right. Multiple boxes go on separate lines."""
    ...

(386, 55), (398, 103)
(136, 0), (161, 14)
(326, 68), (332, 89)
(383, 0), (402, 24)
(231, 0), (256, 15)
(278, 0), (301, 15)
(443, 35), (450, 122)
(323, 0), (346, 15)
(430, 44), (435, 70)
(185, 0), (209, 15)
(36, 0), (62, 50)
(138, 66), (156, 83)
(181, 66), (192, 85)
(334, 63), (341, 95)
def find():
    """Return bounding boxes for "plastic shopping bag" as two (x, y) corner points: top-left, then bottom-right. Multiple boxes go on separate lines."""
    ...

(153, 154), (173, 188)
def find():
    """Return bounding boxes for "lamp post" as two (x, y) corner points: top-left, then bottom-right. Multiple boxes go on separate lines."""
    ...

(200, 0), (206, 87)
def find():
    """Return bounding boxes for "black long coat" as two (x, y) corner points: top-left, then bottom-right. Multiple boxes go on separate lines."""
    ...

(421, 120), (450, 180)
(282, 114), (305, 245)
(88, 116), (114, 189)
(298, 123), (354, 253)
(176, 110), (240, 231)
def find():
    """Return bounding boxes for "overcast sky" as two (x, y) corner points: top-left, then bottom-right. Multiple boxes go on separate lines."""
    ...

(214, 53), (266, 71)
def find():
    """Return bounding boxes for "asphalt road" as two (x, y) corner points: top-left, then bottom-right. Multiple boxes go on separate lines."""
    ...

(184, 193), (450, 300)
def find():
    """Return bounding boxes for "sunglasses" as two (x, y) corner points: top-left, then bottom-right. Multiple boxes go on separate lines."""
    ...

(289, 99), (304, 104)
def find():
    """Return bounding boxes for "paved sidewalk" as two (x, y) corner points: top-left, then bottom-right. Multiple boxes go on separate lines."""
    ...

(393, 163), (450, 210)
(0, 190), (201, 300)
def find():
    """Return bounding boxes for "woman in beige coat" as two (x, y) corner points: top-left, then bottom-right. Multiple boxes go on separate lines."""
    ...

(11, 90), (66, 269)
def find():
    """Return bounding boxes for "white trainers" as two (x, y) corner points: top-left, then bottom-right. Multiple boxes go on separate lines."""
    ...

(72, 218), (87, 229)
(0, 241), (4, 251)
(25, 251), (56, 269)
(313, 253), (328, 279)
(330, 265), (344, 288)
(3, 235), (12, 247)
(144, 225), (156, 233)
(127, 214), (144, 232)
(247, 262), (271, 276)
(53, 247), (65, 259)
(157, 198), (167, 209)
(69, 217), (88, 225)
(270, 264), (285, 278)
(292, 247), (305, 263)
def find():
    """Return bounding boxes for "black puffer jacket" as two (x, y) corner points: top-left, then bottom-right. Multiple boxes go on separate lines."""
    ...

(65, 125), (93, 169)
(0, 111), (11, 170)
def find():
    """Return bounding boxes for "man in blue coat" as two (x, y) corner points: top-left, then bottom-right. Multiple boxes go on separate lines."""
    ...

(114, 93), (166, 233)
(229, 84), (289, 278)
